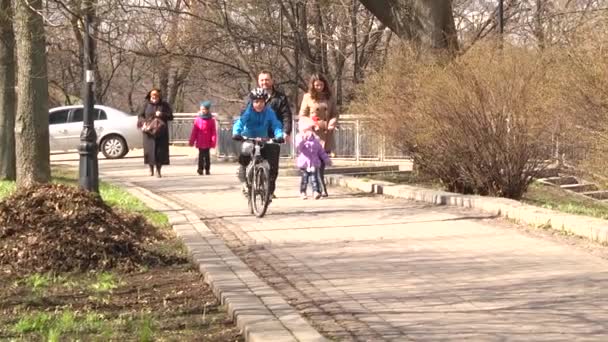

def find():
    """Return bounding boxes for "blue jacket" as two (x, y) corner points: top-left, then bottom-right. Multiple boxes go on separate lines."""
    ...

(233, 103), (283, 138)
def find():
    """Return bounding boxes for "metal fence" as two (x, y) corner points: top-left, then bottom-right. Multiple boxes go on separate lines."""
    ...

(169, 113), (409, 161)
(169, 112), (607, 171)
(168, 114), (194, 144)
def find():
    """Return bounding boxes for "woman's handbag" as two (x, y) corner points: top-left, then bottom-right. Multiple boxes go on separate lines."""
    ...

(141, 117), (165, 137)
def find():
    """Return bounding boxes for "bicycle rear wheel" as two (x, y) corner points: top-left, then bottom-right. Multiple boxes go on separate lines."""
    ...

(251, 162), (270, 218)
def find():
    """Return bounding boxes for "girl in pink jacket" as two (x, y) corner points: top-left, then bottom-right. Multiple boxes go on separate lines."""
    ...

(189, 101), (217, 175)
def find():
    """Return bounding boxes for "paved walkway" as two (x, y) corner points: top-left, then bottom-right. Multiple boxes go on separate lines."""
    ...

(58, 154), (608, 341)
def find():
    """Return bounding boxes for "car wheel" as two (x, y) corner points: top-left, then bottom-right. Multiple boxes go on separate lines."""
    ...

(100, 135), (128, 159)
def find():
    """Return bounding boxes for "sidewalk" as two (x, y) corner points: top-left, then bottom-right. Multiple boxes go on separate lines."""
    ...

(74, 155), (608, 341)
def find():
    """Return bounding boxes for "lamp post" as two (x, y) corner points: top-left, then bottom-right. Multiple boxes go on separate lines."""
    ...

(78, 0), (99, 192)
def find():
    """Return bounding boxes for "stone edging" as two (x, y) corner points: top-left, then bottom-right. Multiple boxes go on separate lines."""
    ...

(326, 175), (608, 244)
(278, 165), (399, 177)
(111, 181), (327, 342)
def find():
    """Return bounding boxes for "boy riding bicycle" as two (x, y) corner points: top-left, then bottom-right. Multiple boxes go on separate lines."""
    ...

(232, 88), (284, 195)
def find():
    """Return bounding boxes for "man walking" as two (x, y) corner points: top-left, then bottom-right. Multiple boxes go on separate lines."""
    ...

(256, 71), (293, 198)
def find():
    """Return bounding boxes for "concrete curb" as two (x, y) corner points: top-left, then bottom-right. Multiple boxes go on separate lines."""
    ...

(278, 165), (399, 177)
(112, 181), (327, 342)
(326, 175), (608, 244)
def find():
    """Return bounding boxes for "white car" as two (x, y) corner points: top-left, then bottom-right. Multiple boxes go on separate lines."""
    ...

(49, 105), (142, 159)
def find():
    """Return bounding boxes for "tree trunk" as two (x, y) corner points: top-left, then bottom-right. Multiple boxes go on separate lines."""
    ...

(352, 0), (360, 84)
(293, 1), (316, 76)
(311, 0), (328, 75)
(157, 59), (169, 100)
(14, 0), (50, 186)
(126, 56), (145, 113)
(0, 0), (15, 180)
(359, 0), (458, 54)
(167, 60), (192, 111)
(534, 0), (546, 50)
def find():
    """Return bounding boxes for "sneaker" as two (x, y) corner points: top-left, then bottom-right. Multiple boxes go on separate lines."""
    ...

(314, 192), (322, 200)
(205, 170), (210, 175)
(300, 192), (308, 200)
(241, 183), (249, 196)
(197, 169), (203, 175)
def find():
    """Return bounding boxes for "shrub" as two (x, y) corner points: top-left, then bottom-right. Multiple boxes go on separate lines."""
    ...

(553, 39), (608, 177)
(354, 42), (559, 199)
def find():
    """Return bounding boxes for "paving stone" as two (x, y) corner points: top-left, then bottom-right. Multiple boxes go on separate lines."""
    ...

(95, 159), (608, 341)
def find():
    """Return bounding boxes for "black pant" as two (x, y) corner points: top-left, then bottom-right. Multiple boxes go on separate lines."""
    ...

(263, 143), (280, 195)
(238, 143), (278, 195)
(198, 148), (211, 173)
(319, 159), (328, 195)
(300, 169), (320, 193)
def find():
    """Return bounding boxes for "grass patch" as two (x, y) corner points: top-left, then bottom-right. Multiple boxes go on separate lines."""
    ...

(54, 167), (168, 227)
(89, 272), (124, 305)
(135, 312), (155, 342)
(90, 272), (122, 294)
(12, 309), (155, 341)
(0, 166), (168, 227)
(0, 180), (15, 199)
(522, 182), (608, 220)
(1, 267), (242, 341)
(99, 182), (168, 227)
(24, 273), (53, 295)
(358, 171), (443, 189)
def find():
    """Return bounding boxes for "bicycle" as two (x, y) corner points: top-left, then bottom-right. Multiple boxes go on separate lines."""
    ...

(239, 137), (281, 218)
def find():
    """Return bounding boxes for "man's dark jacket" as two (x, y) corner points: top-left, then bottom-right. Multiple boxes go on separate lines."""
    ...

(265, 87), (292, 138)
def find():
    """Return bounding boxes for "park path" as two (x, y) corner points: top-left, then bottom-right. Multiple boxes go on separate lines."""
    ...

(56, 151), (608, 341)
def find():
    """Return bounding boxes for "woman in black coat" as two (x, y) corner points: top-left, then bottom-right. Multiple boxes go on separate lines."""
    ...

(138, 88), (174, 177)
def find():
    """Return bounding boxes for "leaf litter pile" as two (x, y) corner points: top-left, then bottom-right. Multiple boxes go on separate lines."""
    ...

(0, 183), (183, 274)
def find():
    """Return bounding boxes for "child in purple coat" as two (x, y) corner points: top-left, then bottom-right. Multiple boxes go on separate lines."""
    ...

(296, 117), (332, 199)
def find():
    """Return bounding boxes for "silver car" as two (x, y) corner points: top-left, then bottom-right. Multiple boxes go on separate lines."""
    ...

(49, 105), (142, 159)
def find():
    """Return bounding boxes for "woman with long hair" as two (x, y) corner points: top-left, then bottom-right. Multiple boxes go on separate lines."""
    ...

(298, 73), (339, 197)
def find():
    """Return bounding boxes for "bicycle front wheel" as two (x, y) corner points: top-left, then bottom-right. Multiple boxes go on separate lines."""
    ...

(251, 162), (270, 218)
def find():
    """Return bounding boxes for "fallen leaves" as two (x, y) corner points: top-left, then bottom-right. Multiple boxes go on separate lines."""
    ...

(0, 183), (177, 275)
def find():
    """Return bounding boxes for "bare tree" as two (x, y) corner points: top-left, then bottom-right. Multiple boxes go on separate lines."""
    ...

(14, 0), (50, 186)
(451, 0), (608, 50)
(0, 0), (15, 180)
(37, 0), (459, 114)
(359, 0), (459, 53)
(35, 0), (608, 116)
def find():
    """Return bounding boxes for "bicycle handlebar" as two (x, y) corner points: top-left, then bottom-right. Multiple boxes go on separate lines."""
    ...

(235, 136), (285, 144)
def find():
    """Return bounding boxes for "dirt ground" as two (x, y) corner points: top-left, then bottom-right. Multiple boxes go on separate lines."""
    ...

(0, 263), (243, 341)
(0, 183), (243, 341)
